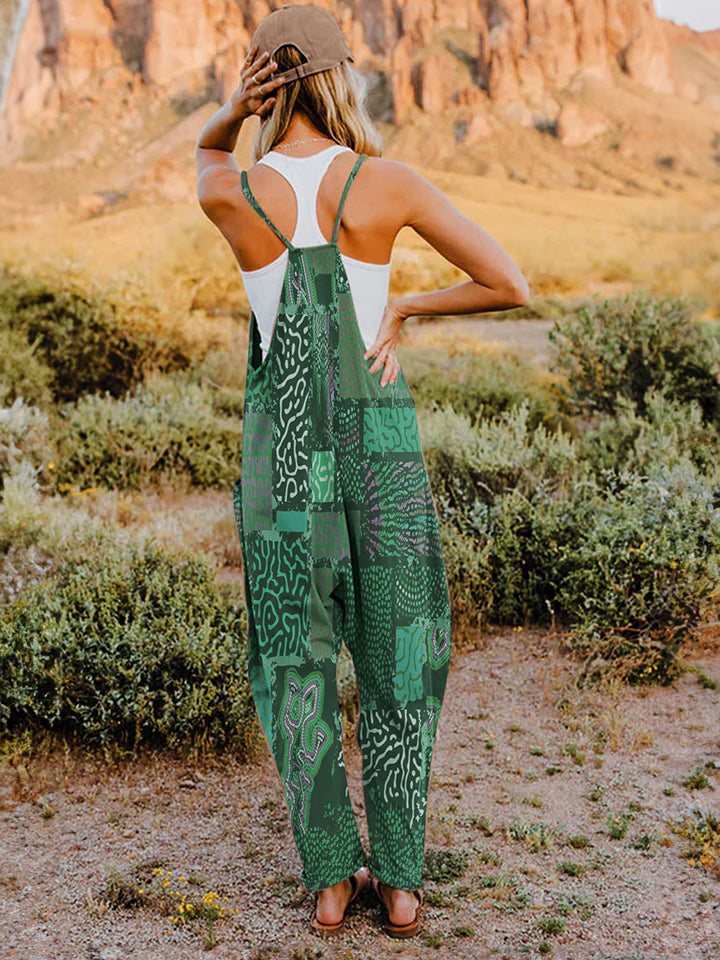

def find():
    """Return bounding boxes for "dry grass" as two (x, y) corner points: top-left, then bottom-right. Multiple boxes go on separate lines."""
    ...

(2, 68), (720, 322)
(3, 168), (717, 316)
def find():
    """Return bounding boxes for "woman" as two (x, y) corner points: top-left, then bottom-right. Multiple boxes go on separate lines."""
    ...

(195, 2), (529, 941)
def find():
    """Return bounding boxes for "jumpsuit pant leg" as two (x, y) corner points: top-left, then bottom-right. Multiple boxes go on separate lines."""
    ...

(336, 399), (453, 891)
(236, 478), (369, 891)
(236, 448), (451, 892)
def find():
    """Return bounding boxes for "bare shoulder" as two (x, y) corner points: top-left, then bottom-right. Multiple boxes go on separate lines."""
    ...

(358, 156), (526, 293)
(359, 155), (416, 182)
(358, 155), (418, 193)
(357, 155), (449, 230)
(196, 148), (243, 220)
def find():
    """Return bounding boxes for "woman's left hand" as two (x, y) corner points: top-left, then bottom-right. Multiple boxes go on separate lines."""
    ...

(233, 45), (285, 120)
(363, 302), (406, 387)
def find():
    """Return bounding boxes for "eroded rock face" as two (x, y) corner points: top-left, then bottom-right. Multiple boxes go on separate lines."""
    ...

(144, 0), (248, 92)
(0, 0), (706, 150)
(556, 100), (609, 147)
(1, 0), (130, 150)
(662, 20), (720, 113)
(478, 0), (675, 107)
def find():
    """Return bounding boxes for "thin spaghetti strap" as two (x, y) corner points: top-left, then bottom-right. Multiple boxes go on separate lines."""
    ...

(331, 154), (367, 245)
(240, 169), (295, 250)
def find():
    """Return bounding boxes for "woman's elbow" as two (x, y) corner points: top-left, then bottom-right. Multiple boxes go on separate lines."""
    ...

(502, 275), (530, 307)
(196, 180), (225, 221)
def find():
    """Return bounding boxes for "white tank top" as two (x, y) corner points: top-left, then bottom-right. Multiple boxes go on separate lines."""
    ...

(239, 144), (391, 360)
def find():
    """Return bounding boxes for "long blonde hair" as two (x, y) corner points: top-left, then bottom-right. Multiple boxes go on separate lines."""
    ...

(251, 43), (384, 163)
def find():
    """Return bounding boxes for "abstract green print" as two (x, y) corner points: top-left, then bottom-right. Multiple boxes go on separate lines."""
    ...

(233, 153), (452, 892)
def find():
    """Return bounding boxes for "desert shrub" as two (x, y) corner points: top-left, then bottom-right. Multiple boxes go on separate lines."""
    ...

(548, 290), (720, 423)
(182, 347), (247, 419)
(0, 397), (55, 488)
(403, 347), (565, 430)
(0, 460), (44, 555)
(0, 264), (194, 404)
(578, 389), (720, 480)
(0, 327), (55, 408)
(417, 386), (720, 682)
(420, 400), (585, 514)
(436, 460), (720, 683)
(438, 517), (493, 639)
(554, 463), (720, 686)
(52, 381), (243, 491)
(462, 483), (588, 629)
(0, 539), (258, 759)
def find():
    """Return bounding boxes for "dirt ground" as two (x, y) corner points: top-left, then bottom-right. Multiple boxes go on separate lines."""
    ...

(405, 317), (557, 367)
(1, 627), (719, 960)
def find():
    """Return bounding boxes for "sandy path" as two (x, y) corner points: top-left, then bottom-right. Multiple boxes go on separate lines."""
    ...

(406, 317), (556, 363)
(1, 628), (718, 960)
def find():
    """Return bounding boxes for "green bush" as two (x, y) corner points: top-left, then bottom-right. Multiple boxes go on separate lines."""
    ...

(182, 348), (247, 419)
(0, 459), (44, 555)
(0, 539), (258, 759)
(548, 291), (720, 423)
(438, 517), (492, 638)
(420, 400), (584, 514)
(0, 264), (193, 404)
(0, 397), (55, 488)
(0, 327), (55, 408)
(578, 388), (720, 480)
(421, 393), (720, 680)
(466, 486), (568, 628)
(52, 381), (243, 491)
(403, 346), (565, 431)
(554, 463), (720, 686)
(459, 464), (720, 684)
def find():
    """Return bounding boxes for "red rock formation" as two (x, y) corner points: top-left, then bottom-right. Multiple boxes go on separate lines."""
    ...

(478, 0), (675, 107)
(662, 23), (720, 57)
(144, 0), (247, 91)
(662, 20), (720, 113)
(0, 0), (715, 153)
(1, 0), (124, 146)
(556, 100), (609, 147)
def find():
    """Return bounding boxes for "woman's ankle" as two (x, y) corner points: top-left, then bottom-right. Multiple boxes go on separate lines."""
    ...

(378, 879), (411, 895)
(317, 875), (351, 896)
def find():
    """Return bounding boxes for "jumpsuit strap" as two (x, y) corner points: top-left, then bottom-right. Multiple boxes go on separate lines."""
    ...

(240, 168), (296, 250)
(331, 154), (368, 246)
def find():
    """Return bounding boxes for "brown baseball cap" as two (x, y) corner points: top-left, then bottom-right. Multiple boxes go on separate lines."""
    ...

(250, 3), (355, 85)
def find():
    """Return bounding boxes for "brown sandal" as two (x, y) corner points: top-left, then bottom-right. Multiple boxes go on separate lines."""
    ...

(372, 876), (424, 938)
(309, 869), (367, 936)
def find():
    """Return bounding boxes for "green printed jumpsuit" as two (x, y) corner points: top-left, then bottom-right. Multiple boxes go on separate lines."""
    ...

(233, 152), (452, 892)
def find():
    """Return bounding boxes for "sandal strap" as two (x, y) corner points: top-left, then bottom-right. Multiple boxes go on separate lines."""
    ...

(377, 879), (423, 899)
(347, 872), (360, 904)
(375, 879), (423, 920)
(310, 903), (344, 931)
(311, 873), (362, 933)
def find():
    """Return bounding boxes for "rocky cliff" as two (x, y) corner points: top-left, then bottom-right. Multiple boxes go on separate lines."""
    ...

(0, 0), (716, 153)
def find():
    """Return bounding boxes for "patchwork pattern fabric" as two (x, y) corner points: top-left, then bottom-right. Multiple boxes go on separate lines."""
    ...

(233, 153), (452, 891)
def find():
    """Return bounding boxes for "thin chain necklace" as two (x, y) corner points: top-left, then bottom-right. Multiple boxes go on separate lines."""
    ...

(274, 136), (335, 152)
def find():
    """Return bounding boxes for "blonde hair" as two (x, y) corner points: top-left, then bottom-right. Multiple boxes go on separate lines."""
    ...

(251, 43), (384, 163)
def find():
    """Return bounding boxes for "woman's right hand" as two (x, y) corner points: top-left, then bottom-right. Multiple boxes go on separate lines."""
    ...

(232, 45), (285, 120)
(363, 301), (408, 387)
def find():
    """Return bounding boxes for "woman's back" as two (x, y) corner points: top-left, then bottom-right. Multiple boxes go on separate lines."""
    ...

(195, 17), (529, 933)
(239, 144), (391, 360)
